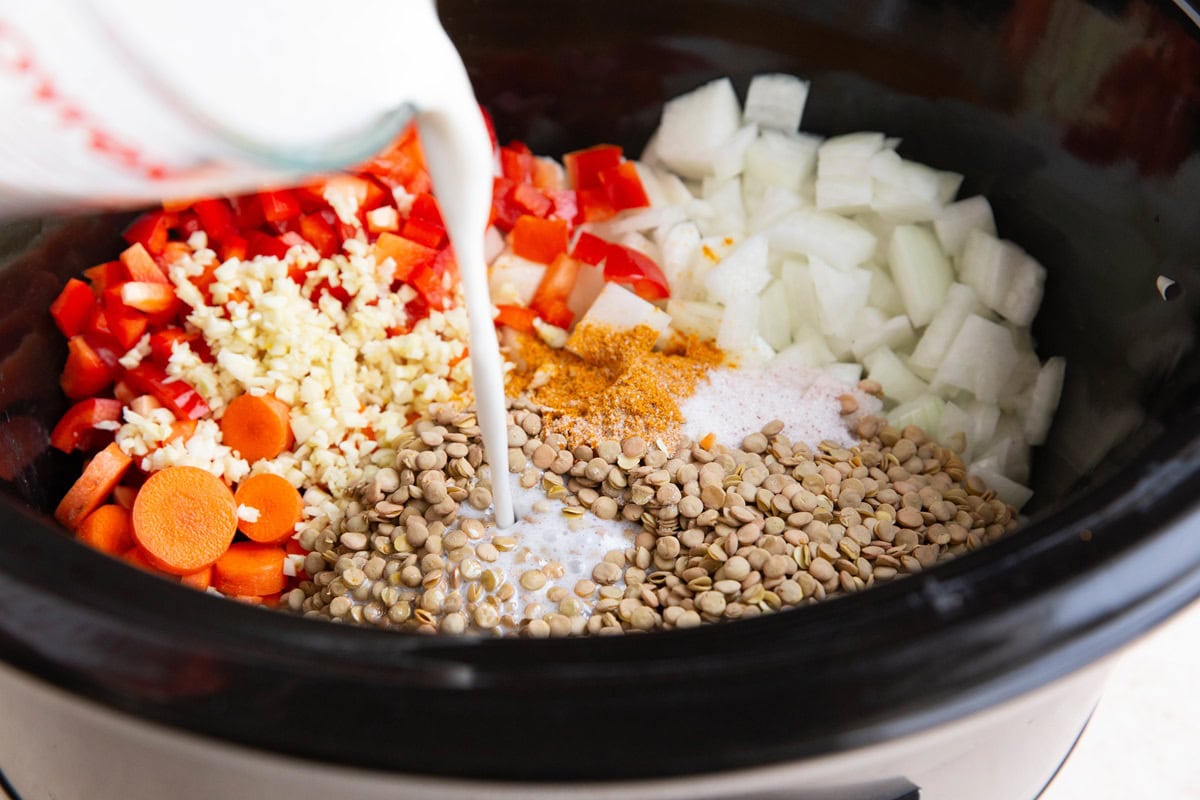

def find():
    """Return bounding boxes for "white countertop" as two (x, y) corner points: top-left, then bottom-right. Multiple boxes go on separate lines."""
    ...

(1039, 598), (1200, 799)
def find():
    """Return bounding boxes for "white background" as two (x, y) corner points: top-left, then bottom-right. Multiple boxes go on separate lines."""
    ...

(1040, 599), (1200, 799)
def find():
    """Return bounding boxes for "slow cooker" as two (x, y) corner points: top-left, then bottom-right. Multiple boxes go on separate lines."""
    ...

(2, 1), (1199, 798)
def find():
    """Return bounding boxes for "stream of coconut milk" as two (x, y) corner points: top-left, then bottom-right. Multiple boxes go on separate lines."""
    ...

(404, 6), (515, 528)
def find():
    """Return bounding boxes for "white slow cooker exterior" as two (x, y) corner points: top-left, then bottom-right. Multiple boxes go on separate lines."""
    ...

(0, 657), (1109, 800)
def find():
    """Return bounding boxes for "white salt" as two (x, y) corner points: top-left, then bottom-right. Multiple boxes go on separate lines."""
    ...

(680, 364), (880, 449)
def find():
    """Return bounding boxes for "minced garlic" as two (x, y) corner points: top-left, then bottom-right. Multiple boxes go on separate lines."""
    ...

(113, 237), (474, 503)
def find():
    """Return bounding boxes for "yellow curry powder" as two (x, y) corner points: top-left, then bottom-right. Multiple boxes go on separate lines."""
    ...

(506, 322), (725, 447)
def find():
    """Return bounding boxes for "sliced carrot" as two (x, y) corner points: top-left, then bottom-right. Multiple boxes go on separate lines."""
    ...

(179, 566), (212, 591)
(122, 546), (169, 576)
(219, 394), (293, 463)
(131, 466), (238, 575)
(54, 443), (133, 531)
(76, 504), (135, 555)
(233, 473), (303, 544)
(212, 542), (287, 597)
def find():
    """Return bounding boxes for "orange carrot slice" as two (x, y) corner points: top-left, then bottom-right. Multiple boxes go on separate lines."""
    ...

(76, 504), (134, 555)
(131, 466), (237, 575)
(122, 546), (168, 576)
(219, 394), (293, 463)
(179, 566), (213, 591)
(233, 473), (303, 544)
(55, 443), (133, 531)
(212, 542), (287, 597)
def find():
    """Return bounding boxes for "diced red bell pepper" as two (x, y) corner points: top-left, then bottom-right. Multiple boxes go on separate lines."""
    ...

(123, 211), (175, 256)
(50, 278), (96, 338)
(401, 216), (445, 249)
(576, 187), (617, 223)
(359, 124), (429, 193)
(513, 183), (553, 218)
(530, 253), (580, 328)
(564, 144), (623, 190)
(245, 231), (292, 260)
(176, 210), (204, 238)
(81, 328), (121, 370)
(411, 248), (456, 311)
(118, 244), (168, 284)
(219, 234), (248, 262)
(374, 232), (437, 283)
(409, 193), (444, 226)
(490, 177), (524, 232)
(120, 282), (179, 314)
(540, 299), (574, 329)
(411, 264), (451, 311)
(511, 215), (569, 265)
(149, 328), (189, 367)
(257, 189), (302, 223)
(494, 304), (538, 334)
(119, 243), (168, 284)
(546, 190), (579, 224)
(112, 380), (137, 405)
(83, 261), (126, 296)
(322, 174), (389, 214)
(231, 194), (266, 230)
(61, 335), (116, 399)
(311, 279), (353, 306)
(277, 231), (307, 251)
(434, 245), (458, 281)
(123, 363), (209, 420)
(100, 289), (149, 350)
(603, 243), (670, 301)
(50, 397), (124, 453)
(599, 161), (651, 211)
(298, 212), (339, 259)
(192, 198), (237, 244)
(570, 232), (610, 266)
(156, 242), (193, 271)
(500, 142), (535, 184)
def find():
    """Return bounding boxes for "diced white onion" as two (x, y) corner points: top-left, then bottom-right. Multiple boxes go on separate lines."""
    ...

(888, 224), (954, 327)
(703, 234), (771, 301)
(934, 196), (995, 259)
(933, 314), (1019, 403)
(1024, 357), (1066, 446)
(909, 282), (981, 373)
(744, 131), (820, 191)
(887, 393), (945, 435)
(969, 465), (1033, 509)
(716, 292), (760, 353)
(757, 280), (794, 351)
(768, 210), (877, 271)
(743, 73), (810, 132)
(809, 257), (872, 339)
(863, 346), (928, 403)
(655, 78), (743, 179)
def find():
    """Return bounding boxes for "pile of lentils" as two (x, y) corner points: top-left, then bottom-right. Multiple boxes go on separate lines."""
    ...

(285, 389), (1020, 636)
